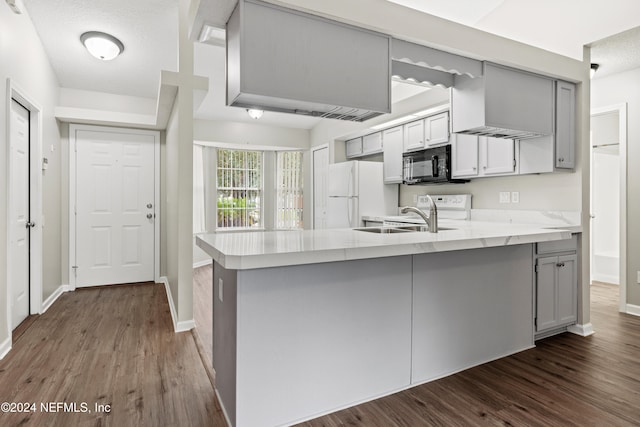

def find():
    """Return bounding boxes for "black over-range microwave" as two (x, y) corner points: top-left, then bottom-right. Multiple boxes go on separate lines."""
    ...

(402, 145), (468, 184)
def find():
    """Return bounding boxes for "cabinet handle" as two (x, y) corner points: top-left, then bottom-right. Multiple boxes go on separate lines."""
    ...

(556, 262), (565, 267)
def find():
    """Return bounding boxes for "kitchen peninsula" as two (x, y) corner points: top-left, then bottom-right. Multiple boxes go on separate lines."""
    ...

(197, 223), (573, 427)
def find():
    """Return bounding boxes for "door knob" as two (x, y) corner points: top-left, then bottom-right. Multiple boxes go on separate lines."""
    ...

(147, 203), (153, 209)
(147, 213), (153, 219)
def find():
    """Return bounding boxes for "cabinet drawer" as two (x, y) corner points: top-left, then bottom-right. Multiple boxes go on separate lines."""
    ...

(537, 234), (577, 255)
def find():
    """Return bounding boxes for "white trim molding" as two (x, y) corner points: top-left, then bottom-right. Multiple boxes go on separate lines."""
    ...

(41, 284), (72, 313)
(0, 336), (11, 360)
(6, 79), (45, 326)
(624, 304), (640, 317)
(193, 259), (212, 269)
(567, 323), (595, 337)
(69, 124), (161, 288)
(160, 277), (196, 333)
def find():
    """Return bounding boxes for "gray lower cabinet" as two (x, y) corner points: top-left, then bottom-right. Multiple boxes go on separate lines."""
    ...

(535, 237), (578, 336)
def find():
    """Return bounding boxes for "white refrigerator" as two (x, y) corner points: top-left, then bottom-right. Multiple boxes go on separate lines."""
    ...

(327, 161), (398, 228)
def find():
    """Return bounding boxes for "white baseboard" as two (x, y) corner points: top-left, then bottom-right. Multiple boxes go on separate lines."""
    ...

(159, 276), (195, 333)
(625, 304), (640, 317)
(193, 259), (212, 269)
(0, 335), (11, 360)
(591, 274), (619, 285)
(567, 323), (595, 337)
(41, 284), (72, 313)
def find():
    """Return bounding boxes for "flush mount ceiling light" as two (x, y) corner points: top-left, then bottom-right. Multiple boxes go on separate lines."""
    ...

(590, 63), (600, 79)
(247, 109), (264, 120)
(80, 31), (124, 61)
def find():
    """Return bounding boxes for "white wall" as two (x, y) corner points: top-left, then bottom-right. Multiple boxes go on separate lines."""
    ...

(592, 67), (640, 305)
(59, 88), (156, 115)
(194, 119), (310, 149)
(1, 4), (62, 349)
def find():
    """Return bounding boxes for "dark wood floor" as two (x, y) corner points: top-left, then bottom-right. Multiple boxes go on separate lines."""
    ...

(4, 278), (632, 426)
(298, 282), (640, 426)
(0, 282), (227, 427)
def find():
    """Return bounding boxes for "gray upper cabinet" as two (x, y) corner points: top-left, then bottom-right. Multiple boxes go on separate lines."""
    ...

(362, 132), (383, 155)
(346, 138), (363, 158)
(425, 111), (450, 146)
(555, 81), (576, 169)
(403, 120), (425, 152)
(227, 0), (391, 122)
(518, 79), (576, 174)
(383, 126), (403, 184)
(452, 62), (554, 139)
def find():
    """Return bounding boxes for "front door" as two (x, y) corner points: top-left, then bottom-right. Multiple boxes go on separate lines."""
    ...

(10, 99), (30, 329)
(74, 127), (156, 287)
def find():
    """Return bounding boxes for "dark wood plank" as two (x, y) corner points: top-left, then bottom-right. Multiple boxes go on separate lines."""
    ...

(0, 282), (227, 426)
(298, 283), (640, 427)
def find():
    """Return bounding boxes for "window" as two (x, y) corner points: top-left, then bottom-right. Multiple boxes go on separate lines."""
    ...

(216, 149), (263, 229)
(276, 151), (304, 229)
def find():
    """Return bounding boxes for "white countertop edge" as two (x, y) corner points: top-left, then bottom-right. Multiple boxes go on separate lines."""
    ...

(197, 229), (572, 271)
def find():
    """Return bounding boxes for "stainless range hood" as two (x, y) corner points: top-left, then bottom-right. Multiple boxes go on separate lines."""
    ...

(226, 0), (391, 122)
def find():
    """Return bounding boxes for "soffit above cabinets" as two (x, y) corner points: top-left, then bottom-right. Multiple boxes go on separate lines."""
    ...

(390, 39), (483, 88)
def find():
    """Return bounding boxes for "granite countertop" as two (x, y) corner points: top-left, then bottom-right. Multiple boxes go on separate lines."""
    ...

(196, 219), (573, 270)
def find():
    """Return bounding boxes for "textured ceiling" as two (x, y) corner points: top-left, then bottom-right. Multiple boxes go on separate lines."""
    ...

(388, 0), (640, 61)
(22, 0), (178, 98)
(591, 26), (640, 79)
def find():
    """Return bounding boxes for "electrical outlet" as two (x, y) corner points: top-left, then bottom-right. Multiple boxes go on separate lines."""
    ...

(413, 194), (418, 203)
(637, 271), (640, 284)
(511, 191), (520, 204)
(499, 191), (511, 204)
(218, 278), (224, 302)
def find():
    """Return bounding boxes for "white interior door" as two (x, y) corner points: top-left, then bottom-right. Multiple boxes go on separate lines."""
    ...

(10, 99), (31, 329)
(591, 111), (621, 285)
(74, 128), (156, 287)
(313, 146), (329, 229)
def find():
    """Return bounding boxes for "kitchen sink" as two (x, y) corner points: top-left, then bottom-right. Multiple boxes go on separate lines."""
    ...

(394, 225), (458, 232)
(353, 227), (412, 234)
(354, 226), (457, 234)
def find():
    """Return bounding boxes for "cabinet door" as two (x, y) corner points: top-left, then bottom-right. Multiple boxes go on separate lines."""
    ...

(383, 126), (403, 184)
(362, 132), (383, 155)
(555, 81), (576, 169)
(481, 137), (515, 175)
(536, 256), (558, 332)
(403, 120), (425, 152)
(346, 138), (363, 158)
(557, 254), (577, 325)
(451, 134), (479, 178)
(425, 111), (450, 146)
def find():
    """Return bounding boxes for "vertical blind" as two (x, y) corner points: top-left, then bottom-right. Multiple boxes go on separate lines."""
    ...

(216, 149), (263, 229)
(276, 151), (303, 229)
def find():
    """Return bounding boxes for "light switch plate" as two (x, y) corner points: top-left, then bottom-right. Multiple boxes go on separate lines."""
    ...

(511, 191), (520, 203)
(499, 192), (510, 204)
(218, 278), (224, 302)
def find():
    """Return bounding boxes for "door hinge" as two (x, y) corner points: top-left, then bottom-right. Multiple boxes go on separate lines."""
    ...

(535, 264), (539, 273)
(513, 159), (517, 168)
(534, 317), (537, 327)
(72, 265), (78, 276)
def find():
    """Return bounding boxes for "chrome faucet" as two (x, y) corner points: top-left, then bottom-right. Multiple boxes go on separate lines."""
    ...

(400, 195), (438, 233)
